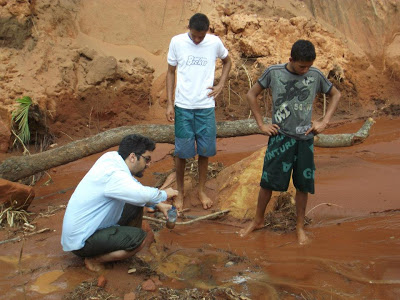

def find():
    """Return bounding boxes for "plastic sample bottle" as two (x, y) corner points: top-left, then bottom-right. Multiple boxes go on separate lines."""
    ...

(166, 206), (177, 229)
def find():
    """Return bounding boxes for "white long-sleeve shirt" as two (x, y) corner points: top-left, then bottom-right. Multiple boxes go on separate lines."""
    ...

(61, 151), (166, 251)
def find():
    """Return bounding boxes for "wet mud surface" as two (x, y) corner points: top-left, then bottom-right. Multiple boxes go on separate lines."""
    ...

(0, 118), (399, 299)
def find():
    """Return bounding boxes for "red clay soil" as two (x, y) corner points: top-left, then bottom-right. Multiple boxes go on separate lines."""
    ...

(1, 1), (400, 298)
(0, 117), (399, 299)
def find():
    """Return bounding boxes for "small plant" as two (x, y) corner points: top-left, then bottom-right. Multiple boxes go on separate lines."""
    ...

(11, 96), (32, 146)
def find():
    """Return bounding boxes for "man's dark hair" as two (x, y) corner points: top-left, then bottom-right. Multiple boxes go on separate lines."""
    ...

(189, 13), (210, 31)
(291, 39), (316, 62)
(118, 134), (155, 160)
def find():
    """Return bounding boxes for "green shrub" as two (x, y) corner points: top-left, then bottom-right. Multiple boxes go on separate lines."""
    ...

(11, 96), (32, 146)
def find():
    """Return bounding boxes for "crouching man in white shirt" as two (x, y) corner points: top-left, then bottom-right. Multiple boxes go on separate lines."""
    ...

(61, 134), (178, 272)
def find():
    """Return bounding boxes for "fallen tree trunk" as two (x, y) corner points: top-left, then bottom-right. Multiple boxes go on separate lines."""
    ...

(314, 117), (375, 147)
(0, 118), (374, 182)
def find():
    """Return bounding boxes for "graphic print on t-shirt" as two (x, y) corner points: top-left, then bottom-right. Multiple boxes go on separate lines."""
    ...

(186, 55), (208, 66)
(276, 79), (311, 106)
(274, 77), (314, 131)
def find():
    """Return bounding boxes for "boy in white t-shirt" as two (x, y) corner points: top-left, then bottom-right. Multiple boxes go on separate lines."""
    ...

(166, 13), (231, 211)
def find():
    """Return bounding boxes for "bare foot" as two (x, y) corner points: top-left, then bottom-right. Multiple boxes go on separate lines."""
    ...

(297, 228), (310, 245)
(199, 191), (213, 209)
(239, 220), (264, 237)
(174, 193), (184, 211)
(84, 258), (104, 272)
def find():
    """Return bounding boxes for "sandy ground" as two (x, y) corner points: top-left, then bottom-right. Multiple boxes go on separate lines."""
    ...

(0, 117), (399, 299)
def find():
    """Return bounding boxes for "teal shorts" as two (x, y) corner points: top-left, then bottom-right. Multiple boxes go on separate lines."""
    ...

(174, 106), (216, 159)
(260, 134), (315, 194)
(72, 204), (146, 258)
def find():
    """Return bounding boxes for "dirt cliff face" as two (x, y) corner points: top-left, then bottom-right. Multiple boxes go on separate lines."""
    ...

(302, 0), (400, 109)
(0, 0), (399, 151)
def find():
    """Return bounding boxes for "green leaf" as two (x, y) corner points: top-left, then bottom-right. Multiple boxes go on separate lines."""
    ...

(11, 96), (32, 145)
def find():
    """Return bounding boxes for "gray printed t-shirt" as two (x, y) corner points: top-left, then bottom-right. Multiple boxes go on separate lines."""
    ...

(258, 63), (332, 140)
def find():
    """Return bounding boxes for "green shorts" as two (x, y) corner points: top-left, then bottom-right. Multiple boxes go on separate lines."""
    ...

(72, 204), (146, 258)
(174, 106), (216, 159)
(260, 134), (315, 194)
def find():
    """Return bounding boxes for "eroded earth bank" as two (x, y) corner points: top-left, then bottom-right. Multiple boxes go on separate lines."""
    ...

(0, 0), (400, 299)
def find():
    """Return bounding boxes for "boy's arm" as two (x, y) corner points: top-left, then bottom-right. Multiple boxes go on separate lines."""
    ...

(247, 82), (280, 136)
(207, 55), (232, 98)
(306, 86), (341, 135)
(166, 64), (177, 122)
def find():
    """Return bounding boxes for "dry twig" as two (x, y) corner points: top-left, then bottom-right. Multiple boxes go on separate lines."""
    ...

(306, 203), (343, 216)
(0, 228), (51, 245)
(143, 209), (230, 225)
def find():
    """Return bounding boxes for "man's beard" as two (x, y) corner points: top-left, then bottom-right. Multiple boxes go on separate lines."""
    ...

(132, 167), (146, 178)
(134, 171), (144, 178)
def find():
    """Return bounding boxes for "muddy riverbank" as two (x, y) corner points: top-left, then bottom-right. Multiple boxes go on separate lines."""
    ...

(0, 117), (399, 299)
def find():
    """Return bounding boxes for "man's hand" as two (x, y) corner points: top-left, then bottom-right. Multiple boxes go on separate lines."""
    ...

(305, 120), (328, 135)
(166, 103), (175, 122)
(207, 84), (223, 99)
(164, 187), (178, 199)
(259, 123), (280, 136)
(155, 202), (172, 219)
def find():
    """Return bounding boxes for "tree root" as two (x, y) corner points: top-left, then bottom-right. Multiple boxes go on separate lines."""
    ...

(143, 209), (230, 225)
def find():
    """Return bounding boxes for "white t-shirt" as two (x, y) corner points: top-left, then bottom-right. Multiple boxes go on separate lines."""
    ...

(167, 33), (229, 109)
(61, 151), (167, 251)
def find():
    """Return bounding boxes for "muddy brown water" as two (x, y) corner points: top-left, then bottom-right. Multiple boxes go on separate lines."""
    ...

(0, 118), (399, 299)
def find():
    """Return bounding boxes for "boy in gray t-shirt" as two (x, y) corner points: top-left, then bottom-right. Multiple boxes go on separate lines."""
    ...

(240, 40), (341, 245)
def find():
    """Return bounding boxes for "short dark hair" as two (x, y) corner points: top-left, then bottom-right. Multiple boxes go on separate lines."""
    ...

(118, 134), (155, 160)
(189, 13), (209, 31)
(291, 40), (316, 62)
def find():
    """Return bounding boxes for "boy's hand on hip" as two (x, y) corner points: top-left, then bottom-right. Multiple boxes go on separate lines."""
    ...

(207, 84), (223, 98)
(305, 120), (328, 135)
(260, 123), (280, 136)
